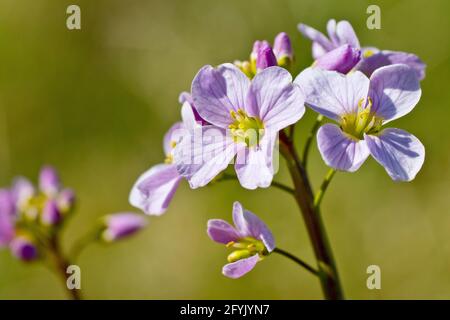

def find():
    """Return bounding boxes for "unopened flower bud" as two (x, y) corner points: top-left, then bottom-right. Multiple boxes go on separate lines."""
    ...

(101, 212), (147, 242)
(273, 32), (294, 68)
(10, 236), (38, 262)
(41, 200), (62, 226)
(314, 44), (361, 74)
(58, 188), (76, 213)
(39, 166), (60, 196)
(256, 43), (277, 72)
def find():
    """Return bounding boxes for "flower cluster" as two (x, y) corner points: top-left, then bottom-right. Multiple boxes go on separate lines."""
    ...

(0, 166), (147, 263)
(0, 166), (75, 261)
(129, 18), (426, 281)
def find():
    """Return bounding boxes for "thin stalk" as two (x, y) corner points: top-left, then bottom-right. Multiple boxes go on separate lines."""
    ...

(280, 131), (344, 300)
(302, 114), (323, 169)
(217, 173), (294, 195)
(314, 168), (336, 209)
(49, 237), (81, 300)
(273, 247), (319, 276)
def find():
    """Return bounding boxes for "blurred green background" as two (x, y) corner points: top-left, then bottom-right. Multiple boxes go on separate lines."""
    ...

(0, 0), (449, 299)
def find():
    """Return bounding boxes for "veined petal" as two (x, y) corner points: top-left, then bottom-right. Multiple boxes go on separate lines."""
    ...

(232, 201), (275, 252)
(234, 133), (276, 190)
(163, 122), (184, 156)
(129, 164), (182, 215)
(317, 124), (370, 172)
(335, 20), (360, 48)
(222, 254), (259, 279)
(207, 219), (240, 244)
(247, 67), (305, 131)
(298, 23), (334, 54)
(369, 64), (421, 123)
(174, 126), (243, 188)
(295, 68), (370, 121)
(191, 64), (250, 128)
(364, 128), (425, 181)
(357, 50), (426, 80)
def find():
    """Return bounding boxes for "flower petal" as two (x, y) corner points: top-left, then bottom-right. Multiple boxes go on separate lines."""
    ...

(357, 50), (426, 81)
(0, 190), (15, 246)
(103, 212), (147, 242)
(191, 64), (250, 128)
(312, 42), (328, 59)
(129, 164), (182, 215)
(222, 254), (260, 279)
(364, 128), (425, 181)
(207, 219), (240, 244)
(298, 23), (334, 56)
(335, 20), (360, 48)
(174, 126), (243, 188)
(232, 201), (275, 252)
(247, 67), (305, 131)
(163, 122), (184, 156)
(317, 124), (370, 172)
(369, 64), (421, 123)
(295, 68), (370, 121)
(234, 133), (276, 190)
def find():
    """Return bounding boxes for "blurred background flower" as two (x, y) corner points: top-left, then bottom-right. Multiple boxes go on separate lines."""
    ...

(0, 0), (449, 299)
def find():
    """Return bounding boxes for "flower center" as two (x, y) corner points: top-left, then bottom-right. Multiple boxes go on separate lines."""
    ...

(226, 237), (267, 263)
(340, 97), (383, 140)
(228, 109), (265, 147)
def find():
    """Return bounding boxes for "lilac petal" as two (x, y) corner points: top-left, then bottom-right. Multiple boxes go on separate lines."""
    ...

(174, 126), (243, 189)
(235, 133), (275, 190)
(298, 23), (334, 57)
(0, 190), (15, 246)
(191, 64), (250, 128)
(39, 166), (60, 196)
(357, 50), (426, 81)
(163, 122), (184, 156)
(364, 128), (425, 181)
(314, 44), (361, 74)
(317, 124), (370, 172)
(103, 212), (147, 242)
(10, 236), (38, 261)
(247, 67), (305, 131)
(335, 20), (360, 49)
(369, 64), (421, 123)
(232, 201), (275, 252)
(326, 19), (339, 46)
(222, 254), (259, 279)
(58, 188), (76, 212)
(178, 91), (193, 105)
(129, 164), (181, 215)
(295, 68), (370, 121)
(312, 42), (328, 60)
(207, 219), (240, 244)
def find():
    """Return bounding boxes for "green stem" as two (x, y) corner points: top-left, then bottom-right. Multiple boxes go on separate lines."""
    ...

(302, 114), (323, 169)
(280, 131), (344, 300)
(273, 247), (319, 276)
(314, 168), (336, 209)
(49, 236), (81, 300)
(217, 173), (294, 195)
(69, 228), (99, 262)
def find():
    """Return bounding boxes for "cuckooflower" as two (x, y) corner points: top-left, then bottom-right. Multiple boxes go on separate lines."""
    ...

(101, 212), (147, 242)
(129, 93), (205, 215)
(298, 19), (425, 79)
(295, 64), (425, 181)
(174, 64), (305, 189)
(207, 201), (275, 279)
